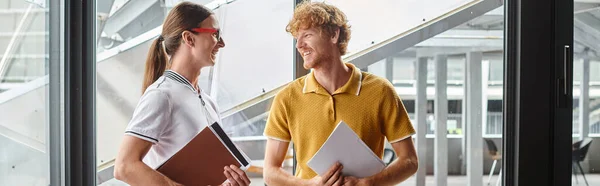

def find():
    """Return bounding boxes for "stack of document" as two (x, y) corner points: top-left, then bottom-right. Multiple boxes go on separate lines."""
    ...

(157, 122), (251, 185)
(307, 121), (386, 178)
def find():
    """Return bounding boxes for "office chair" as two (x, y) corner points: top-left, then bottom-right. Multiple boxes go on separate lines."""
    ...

(484, 138), (502, 186)
(572, 138), (592, 186)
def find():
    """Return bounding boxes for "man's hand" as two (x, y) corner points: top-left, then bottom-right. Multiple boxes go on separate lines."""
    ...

(342, 176), (371, 186)
(222, 165), (251, 186)
(308, 162), (344, 186)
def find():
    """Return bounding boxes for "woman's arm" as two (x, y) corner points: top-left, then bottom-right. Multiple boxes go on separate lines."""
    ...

(114, 136), (182, 186)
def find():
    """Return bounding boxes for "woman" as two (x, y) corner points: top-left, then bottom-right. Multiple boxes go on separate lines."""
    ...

(113, 2), (250, 186)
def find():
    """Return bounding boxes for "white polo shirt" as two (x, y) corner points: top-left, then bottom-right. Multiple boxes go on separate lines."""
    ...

(124, 70), (222, 169)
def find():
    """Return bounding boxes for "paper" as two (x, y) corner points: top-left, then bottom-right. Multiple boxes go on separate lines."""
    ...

(307, 121), (386, 178)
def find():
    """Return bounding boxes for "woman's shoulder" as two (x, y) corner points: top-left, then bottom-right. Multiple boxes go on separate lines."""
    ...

(142, 77), (174, 100)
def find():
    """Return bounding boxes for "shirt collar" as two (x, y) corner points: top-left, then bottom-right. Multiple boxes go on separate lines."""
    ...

(302, 63), (363, 96)
(164, 70), (197, 93)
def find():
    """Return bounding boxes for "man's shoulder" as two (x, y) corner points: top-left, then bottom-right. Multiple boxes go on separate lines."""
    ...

(274, 75), (308, 99)
(291, 74), (309, 89)
(360, 72), (395, 92)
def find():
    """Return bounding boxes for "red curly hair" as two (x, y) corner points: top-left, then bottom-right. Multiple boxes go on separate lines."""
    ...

(286, 1), (351, 55)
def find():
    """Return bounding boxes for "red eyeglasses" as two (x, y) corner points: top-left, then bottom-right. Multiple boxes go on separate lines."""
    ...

(190, 28), (222, 42)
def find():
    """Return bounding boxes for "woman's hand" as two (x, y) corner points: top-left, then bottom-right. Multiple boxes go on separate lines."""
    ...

(222, 165), (251, 186)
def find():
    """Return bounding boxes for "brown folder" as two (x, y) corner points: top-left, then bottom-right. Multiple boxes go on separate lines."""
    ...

(157, 122), (251, 186)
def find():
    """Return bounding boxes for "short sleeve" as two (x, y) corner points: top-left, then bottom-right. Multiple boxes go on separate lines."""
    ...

(263, 90), (291, 142)
(125, 89), (172, 144)
(381, 83), (416, 143)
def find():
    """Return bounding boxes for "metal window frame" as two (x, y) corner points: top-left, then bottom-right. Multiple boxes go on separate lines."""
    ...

(61, 0), (97, 185)
(49, 0), (64, 185)
(503, 0), (573, 185)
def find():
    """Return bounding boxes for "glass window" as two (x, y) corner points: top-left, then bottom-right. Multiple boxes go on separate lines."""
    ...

(327, 0), (504, 185)
(210, 0), (294, 111)
(488, 58), (504, 83)
(590, 60), (600, 82)
(448, 57), (465, 82)
(95, 0), (295, 185)
(0, 1), (53, 185)
(572, 0), (600, 183)
(94, 0), (507, 185)
(392, 57), (416, 83)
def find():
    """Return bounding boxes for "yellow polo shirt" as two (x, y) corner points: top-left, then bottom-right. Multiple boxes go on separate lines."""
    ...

(264, 63), (416, 179)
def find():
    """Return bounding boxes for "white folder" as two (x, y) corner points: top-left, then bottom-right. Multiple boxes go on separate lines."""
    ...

(307, 121), (386, 178)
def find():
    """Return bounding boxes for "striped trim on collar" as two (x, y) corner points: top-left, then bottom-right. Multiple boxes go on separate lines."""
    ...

(163, 70), (196, 92)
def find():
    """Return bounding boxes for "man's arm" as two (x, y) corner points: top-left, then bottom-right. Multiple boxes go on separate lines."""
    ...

(346, 137), (418, 186)
(263, 139), (310, 185)
(114, 136), (182, 186)
(369, 137), (418, 185)
(263, 139), (344, 186)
